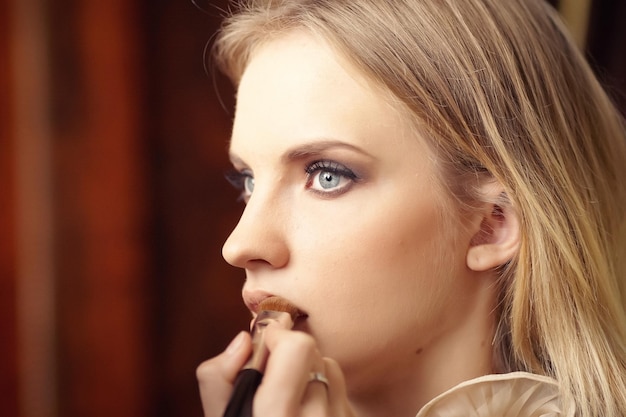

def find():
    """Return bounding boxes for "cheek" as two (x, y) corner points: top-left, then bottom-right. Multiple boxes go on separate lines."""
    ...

(332, 193), (456, 282)
(294, 187), (459, 300)
(294, 193), (466, 355)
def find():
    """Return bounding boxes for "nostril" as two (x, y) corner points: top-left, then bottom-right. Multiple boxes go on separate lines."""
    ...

(223, 239), (290, 270)
(221, 190), (290, 269)
(221, 223), (290, 270)
(221, 236), (247, 268)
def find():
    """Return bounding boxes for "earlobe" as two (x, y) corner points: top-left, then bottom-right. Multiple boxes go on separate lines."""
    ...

(466, 192), (520, 272)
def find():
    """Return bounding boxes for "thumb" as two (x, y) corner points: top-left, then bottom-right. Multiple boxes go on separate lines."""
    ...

(197, 332), (252, 417)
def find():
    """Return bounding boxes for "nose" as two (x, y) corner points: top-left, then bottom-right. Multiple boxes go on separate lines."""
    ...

(222, 192), (290, 270)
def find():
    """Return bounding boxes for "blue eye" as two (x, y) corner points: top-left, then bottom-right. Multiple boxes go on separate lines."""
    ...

(243, 175), (255, 194)
(225, 169), (254, 201)
(317, 171), (341, 189)
(305, 160), (358, 195)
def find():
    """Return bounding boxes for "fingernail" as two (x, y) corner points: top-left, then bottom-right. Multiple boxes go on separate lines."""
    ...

(225, 331), (245, 356)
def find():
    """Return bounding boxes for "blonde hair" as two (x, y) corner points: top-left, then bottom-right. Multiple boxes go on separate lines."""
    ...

(214, 0), (626, 415)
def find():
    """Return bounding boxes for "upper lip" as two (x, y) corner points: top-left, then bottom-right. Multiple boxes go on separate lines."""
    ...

(242, 289), (307, 318)
(242, 290), (274, 314)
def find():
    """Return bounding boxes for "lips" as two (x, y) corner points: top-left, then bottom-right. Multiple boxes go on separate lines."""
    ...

(242, 290), (308, 320)
(242, 290), (274, 314)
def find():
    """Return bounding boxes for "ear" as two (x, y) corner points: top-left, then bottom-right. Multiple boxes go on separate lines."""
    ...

(466, 184), (520, 272)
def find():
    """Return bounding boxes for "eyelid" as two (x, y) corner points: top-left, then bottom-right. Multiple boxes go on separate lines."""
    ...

(225, 169), (247, 188)
(306, 159), (359, 174)
(224, 169), (254, 201)
(305, 159), (360, 196)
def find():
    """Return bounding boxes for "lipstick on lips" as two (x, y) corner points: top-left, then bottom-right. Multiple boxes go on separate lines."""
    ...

(223, 296), (301, 417)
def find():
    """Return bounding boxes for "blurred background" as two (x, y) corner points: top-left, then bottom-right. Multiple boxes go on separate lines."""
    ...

(1, 0), (624, 416)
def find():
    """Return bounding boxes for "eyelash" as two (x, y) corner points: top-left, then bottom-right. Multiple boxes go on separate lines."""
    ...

(305, 160), (359, 196)
(224, 160), (359, 200)
(225, 169), (254, 201)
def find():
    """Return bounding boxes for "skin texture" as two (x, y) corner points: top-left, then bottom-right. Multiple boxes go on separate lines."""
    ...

(199, 31), (518, 417)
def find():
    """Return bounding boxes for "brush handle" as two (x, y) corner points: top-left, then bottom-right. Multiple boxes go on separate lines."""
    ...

(223, 368), (263, 417)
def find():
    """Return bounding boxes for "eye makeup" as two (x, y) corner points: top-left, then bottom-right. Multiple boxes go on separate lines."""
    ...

(225, 169), (255, 201)
(304, 159), (360, 195)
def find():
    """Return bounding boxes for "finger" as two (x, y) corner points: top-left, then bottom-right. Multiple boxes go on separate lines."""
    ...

(254, 324), (321, 416)
(196, 332), (252, 417)
(300, 363), (331, 417)
(303, 370), (329, 401)
(323, 357), (353, 416)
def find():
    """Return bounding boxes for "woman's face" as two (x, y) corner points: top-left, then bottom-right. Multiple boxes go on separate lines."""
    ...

(223, 32), (489, 393)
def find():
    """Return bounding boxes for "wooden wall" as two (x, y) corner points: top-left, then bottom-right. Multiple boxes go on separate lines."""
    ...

(1, 0), (19, 415)
(50, 1), (150, 416)
(0, 1), (624, 417)
(2, 0), (246, 416)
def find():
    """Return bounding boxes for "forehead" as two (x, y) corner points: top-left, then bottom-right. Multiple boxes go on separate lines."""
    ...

(231, 31), (414, 152)
(238, 33), (377, 112)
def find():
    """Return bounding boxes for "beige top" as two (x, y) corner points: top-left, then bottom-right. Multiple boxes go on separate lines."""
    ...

(416, 372), (575, 417)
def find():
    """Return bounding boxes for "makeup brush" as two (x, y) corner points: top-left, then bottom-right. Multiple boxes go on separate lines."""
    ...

(223, 297), (300, 417)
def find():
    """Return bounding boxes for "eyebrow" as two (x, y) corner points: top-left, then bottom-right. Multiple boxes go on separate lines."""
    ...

(282, 139), (374, 162)
(228, 138), (375, 167)
(228, 151), (246, 167)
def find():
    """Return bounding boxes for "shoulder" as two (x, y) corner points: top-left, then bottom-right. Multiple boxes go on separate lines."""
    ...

(416, 372), (575, 417)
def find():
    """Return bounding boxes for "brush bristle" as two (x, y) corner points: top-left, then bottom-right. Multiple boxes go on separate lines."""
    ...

(258, 296), (300, 320)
